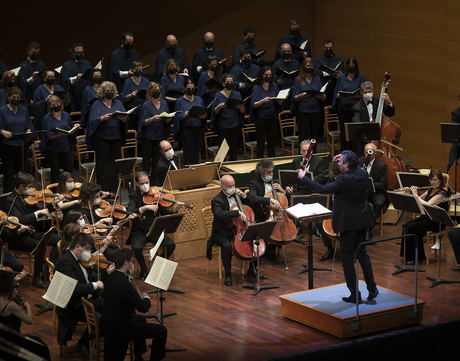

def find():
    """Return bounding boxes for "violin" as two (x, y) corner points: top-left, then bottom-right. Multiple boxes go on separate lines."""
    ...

(0, 210), (33, 232)
(94, 199), (133, 219)
(23, 188), (60, 205)
(70, 182), (82, 198)
(81, 253), (113, 269)
(142, 186), (192, 209)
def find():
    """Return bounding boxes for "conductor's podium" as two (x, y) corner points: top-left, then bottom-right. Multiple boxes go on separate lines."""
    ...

(163, 163), (221, 260)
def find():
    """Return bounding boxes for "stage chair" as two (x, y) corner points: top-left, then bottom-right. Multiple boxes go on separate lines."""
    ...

(45, 257), (57, 329)
(278, 110), (298, 156)
(204, 130), (219, 161)
(424, 231), (447, 265)
(75, 135), (95, 182)
(30, 140), (51, 185)
(241, 124), (257, 159)
(202, 206), (223, 279)
(121, 129), (143, 189)
(324, 106), (340, 157)
(167, 135), (184, 168)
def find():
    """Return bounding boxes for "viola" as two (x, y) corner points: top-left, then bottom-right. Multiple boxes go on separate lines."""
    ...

(23, 188), (60, 205)
(81, 253), (113, 269)
(230, 194), (266, 260)
(264, 184), (297, 243)
(142, 186), (192, 209)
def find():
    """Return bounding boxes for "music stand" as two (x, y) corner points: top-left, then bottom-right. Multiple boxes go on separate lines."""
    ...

(396, 172), (429, 189)
(387, 191), (425, 275)
(11, 130), (47, 171)
(345, 122), (380, 154)
(240, 221), (278, 295)
(441, 123), (460, 217)
(423, 204), (460, 287)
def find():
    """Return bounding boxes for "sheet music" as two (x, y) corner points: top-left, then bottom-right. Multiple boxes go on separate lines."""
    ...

(42, 271), (78, 308)
(149, 231), (165, 261)
(144, 256), (178, 291)
(213, 139), (229, 164)
(286, 202), (331, 219)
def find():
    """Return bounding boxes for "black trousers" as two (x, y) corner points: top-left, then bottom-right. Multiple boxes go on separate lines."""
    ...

(46, 149), (73, 184)
(0, 247), (24, 272)
(130, 229), (176, 274)
(2, 145), (23, 193)
(448, 228), (460, 264)
(94, 137), (122, 193)
(181, 126), (202, 165)
(255, 116), (277, 158)
(104, 316), (167, 361)
(142, 138), (161, 179)
(297, 111), (322, 145)
(6, 231), (45, 276)
(212, 236), (233, 276)
(401, 215), (438, 262)
(369, 192), (387, 222)
(337, 108), (354, 151)
(340, 229), (376, 296)
(218, 126), (239, 161)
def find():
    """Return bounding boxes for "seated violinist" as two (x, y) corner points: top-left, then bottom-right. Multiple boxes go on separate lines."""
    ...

(77, 182), (113, 226)
(54, 171), (81, 216)
(127, 171), (179, 280)
(55, 232), (115, 357)
(207, 175), (251, 286)
(2, 172), (60, 288)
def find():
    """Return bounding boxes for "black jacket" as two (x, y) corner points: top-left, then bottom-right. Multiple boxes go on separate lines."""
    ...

(290, 155), (330, 194)
(351, 97), (395, 123)
(153, 155), (178, 186)
(247, 177), (272, 223)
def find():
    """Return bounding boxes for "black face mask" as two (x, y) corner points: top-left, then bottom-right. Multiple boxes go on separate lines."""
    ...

(224, 83), (233, 90)
(204, 41), (214, 49)
(152, 91), (161, 99)
(168, 46), (176, 53)
(51, 105), (61, 113)
(133, 71), (141, 77)
(185, 88), (195, 96)
(10, 99), (20, 107)
(123, 43), (133, 50)
(74, 53), (84, 61)
(263, 77), (272, 83)
(305, 67), (314, 73)
(105, 92), (114, 100)
(30, 52), (39, 60)
(242, 59), (251, 67)
(209, 65), (217, 72)
(246, 37), (254, 45)
(168, 68), (177, 75)
(347, 66), (356, 74)
(91, 77), (102, 85)
(7, 81), (15, 87)
(281, 53), (291, 60)
(290, 28), (300, 37)
(325, 49), (334, 58)
(46, 78), (55, 86)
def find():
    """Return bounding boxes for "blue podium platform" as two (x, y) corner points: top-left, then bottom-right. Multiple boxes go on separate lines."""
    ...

(279, 282), (424, 338)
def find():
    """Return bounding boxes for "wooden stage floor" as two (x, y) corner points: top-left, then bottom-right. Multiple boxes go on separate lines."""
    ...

(19, 220), (460, 361)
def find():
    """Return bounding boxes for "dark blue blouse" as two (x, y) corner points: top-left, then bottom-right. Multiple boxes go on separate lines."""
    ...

(88, 99), (126, 141)
(160, 75), (185, 98)
(137, 100), (171, 141)
(211, 91), (243, 129)
(174, 95), (205, 134)
(251, 83), (280, 119)
(196, 71), (219, 108)
(42, 111), (73, 152)
(292, 76), (323, 113)
(332, 74), (366, 110)
(80, 86), (98, 128)
(0, 105), (34, 146)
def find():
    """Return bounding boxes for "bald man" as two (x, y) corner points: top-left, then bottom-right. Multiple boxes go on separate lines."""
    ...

(271, 43), (300, 90)
(191, 32), (224, 82)
(154, 34), (190, 82)
(207, 175), (251, 286)
(359, 142), (388, 222)
(152, 140), (178, 186)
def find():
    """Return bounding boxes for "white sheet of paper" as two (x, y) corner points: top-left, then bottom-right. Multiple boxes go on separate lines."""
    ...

(149, 231), (165, 261)
(271, 88), (290, 100)
(214, 139), (229, 164)
(94, 59), (103, 70)
(320, 81), (330, 93)
(144, 256), (178, 291)
(286, 202), (331, 219)
(10, 67), (21, 76)
(42, 271), (78, 308)
(55, 66), (63, 74)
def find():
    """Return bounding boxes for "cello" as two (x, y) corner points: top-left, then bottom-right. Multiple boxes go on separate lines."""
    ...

(374, 72), (406, 189)
(231, 194), (266, 260)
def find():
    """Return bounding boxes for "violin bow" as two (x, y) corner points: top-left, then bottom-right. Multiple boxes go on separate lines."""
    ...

(88, 167), (95, 183)
(87, 201), (101, 280)
(40, 166), (46, 210)
(109, 180), (122, 219)
(155, 164), (171, 208)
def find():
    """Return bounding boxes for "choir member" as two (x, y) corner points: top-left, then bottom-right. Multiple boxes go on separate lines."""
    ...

(211, 74), (245, 161)
(332, 57), (365, 150)
(0, 87), (33, 192)
(276, 19), (312, 61)
(251, 66), (281, 158)
(0, 45), (7, 77)
(87, 81), (128, 192)
(154, 34), (189, 82)
(60, 43), (92, 112)
(230, 49), (260, 97)
(232, 27), (265, 67)
(272, 43), (301, 90)
(80, 68), (103, 129)
(138, 82), (171, 179)
(17, 42), (47, 101)
(174, 79), (207, 165)
(121, 61), (149, 129)
(0, 70), (19, 107)
(160, 59), (185, 112)
(191, 32), (224, 82)
(197, 55), (222, 109)
(41, 95), (74, 183)
(292, 57), (326, 147)
(106, 32), (139, 91)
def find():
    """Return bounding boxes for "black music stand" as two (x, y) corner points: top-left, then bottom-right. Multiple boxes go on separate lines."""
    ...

(441, 123), (460, 217)
(241, 221), (278, 295)
(387, 191), (425, 275)
(396, 172), (429, 189)
(11, 130), (47, 171)
(345, 122), (380, 155)
(423, 204), (460, 288)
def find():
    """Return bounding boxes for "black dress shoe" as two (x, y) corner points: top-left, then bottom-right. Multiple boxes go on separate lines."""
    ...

(140, 272), (147, 281)
(342, 294), (362, 304)
(367, 289), (379, 301)
(32, 277), (45, 289)
(320, 249), (333, 261)
(452, 266), (460, 271)
(224, 276), (232, 286)
(406, 260), (415, 265)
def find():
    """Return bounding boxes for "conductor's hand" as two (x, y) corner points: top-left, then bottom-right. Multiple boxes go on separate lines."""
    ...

(96, 281), (104, 290)
(239, 211), (247, 222)
(270, 198), (281, 209)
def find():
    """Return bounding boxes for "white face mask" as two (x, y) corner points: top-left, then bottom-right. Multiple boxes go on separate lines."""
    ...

(94, 197), (102, 206)
(164, 149), (174, 160)
(24, 187), (33, 195)
(363, 92), (373, 102)
(81, 250), (91, 262)
(66, 182), (75, 191)
(262, 174), (273, 182)
(224, 187), (236, 196)
(139, 183), (150, 193)
(78, 218), (86, 228)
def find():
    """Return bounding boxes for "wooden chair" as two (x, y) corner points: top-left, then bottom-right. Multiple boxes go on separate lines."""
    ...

(204, 130), (219, 161)
(30, 140), (51, 185)
(121, 129), (143, 189)
(202, 206), (223, 279)
(324, 106), (340, 157)
(241, 124), (257, 159)
(45, 257), (57, 329)
(75, 135), (96, 182)
(45, 183), (62, 231)
(424, 231), (447, 265)
(167, 135), (184, 168)
(278, 110), (298, 156)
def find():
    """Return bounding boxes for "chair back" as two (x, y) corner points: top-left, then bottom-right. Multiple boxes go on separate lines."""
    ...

(201, 206), (213, 239)
(75, 135), (95, 181)
(121, 129), (138, 158)
(204, 131), (219, 161)
(324, 105), (339, 133)
(45, 257), (55, 283)
(30, 140), (46, 183)
(241, 124), (256, 144)
(81, 297), (99, 340)
(278, 110), (296, 137)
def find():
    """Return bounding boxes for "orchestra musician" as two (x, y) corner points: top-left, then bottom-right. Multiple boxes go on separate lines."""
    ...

(298, 150), (378, 303)
(54, 232), (114, 358)
(207, 175), (252, 286)
(54, 171), (81, 215)
(103, 248), (167, 361)
(127, 171), (178, 280)
(448, 226), (460, 272)
(77, 182), (113, 226)
(1, 172), (59, 288)
(152, 140), (178, 187)
(399, 170), (449, 265)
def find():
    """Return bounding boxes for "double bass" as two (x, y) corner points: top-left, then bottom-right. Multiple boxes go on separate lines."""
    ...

(374, 72), (406, 189)
(230, 194), (266, 260)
